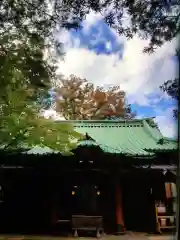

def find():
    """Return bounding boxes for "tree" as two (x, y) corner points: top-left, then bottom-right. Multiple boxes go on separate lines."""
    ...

(54, 75), (135, 120)
(1, 0), (178, 149)
(160, 78), (179, 119)
(0, 87), (82, 155)
(0, 26), (81, 153)
(0, 1), (56, 137)
(57, 0), (179, 53)
(0, 0), (179, 54)
(160, 49), (179, 119)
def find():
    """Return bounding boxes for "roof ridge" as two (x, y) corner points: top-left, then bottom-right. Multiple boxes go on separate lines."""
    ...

(163, 137), (177, 142)
(142, 119), (162, 141)
(56, 117), (155, 124)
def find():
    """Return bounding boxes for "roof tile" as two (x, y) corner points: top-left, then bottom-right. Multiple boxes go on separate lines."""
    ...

(72, 118), (177, 156)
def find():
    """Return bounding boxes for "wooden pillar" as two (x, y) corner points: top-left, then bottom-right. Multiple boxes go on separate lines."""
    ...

(51, 189), (58, 228)
(115, 181), (125, 234)
(51, 204), (57, 227)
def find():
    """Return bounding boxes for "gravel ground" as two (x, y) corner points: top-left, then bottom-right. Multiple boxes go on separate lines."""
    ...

(0, 234), (175, 240)
(99, 235), (175, 240)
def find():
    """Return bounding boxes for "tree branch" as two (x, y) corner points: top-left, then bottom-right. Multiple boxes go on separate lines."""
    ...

(3, 129), (28, 150)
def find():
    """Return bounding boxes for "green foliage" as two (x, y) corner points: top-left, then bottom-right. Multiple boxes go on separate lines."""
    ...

(0, 87), (82, 154)
(0, 0), (179, 54)
(0, 0), (60, 110)
(160, 78), (178, 119)
(0, 32), (54, 95)
(0, 0), (178, 151)
(0, 0), (82, 153)
(160, 78), (179, 101)
(160, 49), (179, 119)
(54, 0), (180, 52)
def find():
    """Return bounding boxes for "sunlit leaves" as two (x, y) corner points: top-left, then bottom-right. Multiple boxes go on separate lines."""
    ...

(54, 75), (135, 120)
(0, 91), (82, 153)
(1, 0), (179, 55)
(0, 1), (81, 153)
(55, 0), (179, 52)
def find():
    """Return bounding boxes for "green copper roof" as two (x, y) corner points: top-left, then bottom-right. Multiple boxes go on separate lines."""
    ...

(62, 118), (177, 156)
(23, 118), (177, 157)
(26, 146), (56, 155)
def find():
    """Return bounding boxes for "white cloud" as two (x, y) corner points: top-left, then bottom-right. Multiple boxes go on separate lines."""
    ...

(136, 107), (177, 138)
(127, 93), (150, 106)
(53, 10), (178, 107)
(155, 108), (177, 138)
(83, 11), (103, 33)
(43, 109), (65, 120)
(105, 41), (112, 51)
(57, 34), (177, 100)
(47, 13), (178, 138)
(156, 116), (176, 138)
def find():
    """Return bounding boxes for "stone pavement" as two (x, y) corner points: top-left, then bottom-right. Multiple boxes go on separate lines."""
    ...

(117, 236), (174, 240)
(0, 234), (175, 240)
(96, 234), (175, 240)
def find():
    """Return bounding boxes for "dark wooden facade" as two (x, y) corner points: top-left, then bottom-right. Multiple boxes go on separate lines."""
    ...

(0, 147), (177, 235)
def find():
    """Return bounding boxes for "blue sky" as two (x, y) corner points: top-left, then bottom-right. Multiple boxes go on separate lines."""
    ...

(70, 20), (124, 57)
(45, 12), (178, 138)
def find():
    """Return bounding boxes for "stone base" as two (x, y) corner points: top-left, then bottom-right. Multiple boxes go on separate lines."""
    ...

(116, 224), (125, 235)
